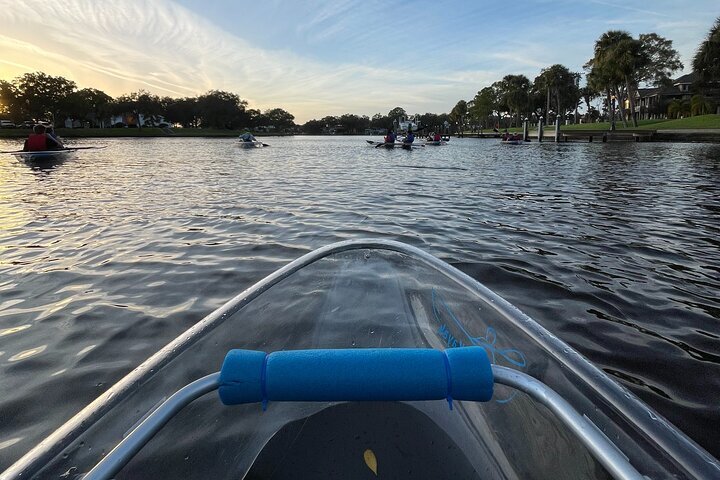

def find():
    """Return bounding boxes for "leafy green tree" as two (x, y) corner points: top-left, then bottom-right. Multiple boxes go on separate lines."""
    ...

(585, 57), (618, 126)
(302, 119), (325, 134)
(418, 112), (446, 132)
(638, 33), (684, 86)
(262, 108), (295, 131)
(387, 107), (407, 124)
(110, 90), (161, 128)
(164, 97), (199, 128)
(338, 113), (369, 134)
(496, 75), (531, 127)
(135, 90), (162, 126)
(468, 87), (498, 129)
(65, 88), (113, 126)
(534, 65), (581, 124)
(370, 113), (391, 129)
(196, 90), (249, 129)
(0, 80), (18, 119)
(13, 72), (77, 124)
(449, 100), (467, 132)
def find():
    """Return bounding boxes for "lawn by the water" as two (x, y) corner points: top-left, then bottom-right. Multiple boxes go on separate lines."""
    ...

(2, 115), (718, 139)
(560, 114), (720, 130)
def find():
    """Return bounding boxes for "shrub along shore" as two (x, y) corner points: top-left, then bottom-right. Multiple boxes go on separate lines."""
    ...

(0, 115), (718, 142)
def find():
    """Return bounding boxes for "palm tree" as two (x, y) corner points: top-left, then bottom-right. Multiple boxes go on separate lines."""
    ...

(587, 30), (682, 127)
(667, 99), (691, 119)
(580, 85), (599, 123)
(690, 94), (714, 116)
(693, 17), (720, 85)
(449, 100), (468, 134)
(586, 31), (633, 127)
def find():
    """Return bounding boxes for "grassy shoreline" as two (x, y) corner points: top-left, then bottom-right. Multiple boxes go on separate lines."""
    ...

(1, 115), (718, 139)
(558, 115), (720, 130)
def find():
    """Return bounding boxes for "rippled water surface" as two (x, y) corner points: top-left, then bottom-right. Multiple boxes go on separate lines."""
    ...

(0, 136), (719, 466)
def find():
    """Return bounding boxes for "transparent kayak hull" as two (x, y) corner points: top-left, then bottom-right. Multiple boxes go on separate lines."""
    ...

(3, 240), (718, 479)
(13, 150), (75, 161)
(237, 141), (264, 148)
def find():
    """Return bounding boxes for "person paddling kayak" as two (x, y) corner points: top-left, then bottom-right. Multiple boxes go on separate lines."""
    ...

(403, 128), (415, 146)
(23, 124), (63, 151)
(240, 132), (257, 143)
(384, 128), (396, 144)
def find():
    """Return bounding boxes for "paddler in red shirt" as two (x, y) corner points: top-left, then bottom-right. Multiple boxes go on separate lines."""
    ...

(23, 124), (63, 151)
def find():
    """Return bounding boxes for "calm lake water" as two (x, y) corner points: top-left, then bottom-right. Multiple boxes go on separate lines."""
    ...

(0, 136), (719, 466)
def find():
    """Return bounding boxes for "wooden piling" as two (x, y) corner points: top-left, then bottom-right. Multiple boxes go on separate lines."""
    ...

(554, 118), (560, 142)
(538, 118), (544, 143)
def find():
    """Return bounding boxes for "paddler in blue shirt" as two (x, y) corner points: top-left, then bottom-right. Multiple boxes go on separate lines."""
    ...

(403, 128), (415, 145)
(240, 131), (257, 142)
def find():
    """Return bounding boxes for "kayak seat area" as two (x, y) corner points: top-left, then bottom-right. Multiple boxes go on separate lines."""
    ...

(245, 401), (481, 479)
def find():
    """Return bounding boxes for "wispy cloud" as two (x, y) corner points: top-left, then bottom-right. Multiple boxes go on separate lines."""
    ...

(0, 0), (483, 120)
(0, 0), (715, 122)
(589, 0), (670, 18)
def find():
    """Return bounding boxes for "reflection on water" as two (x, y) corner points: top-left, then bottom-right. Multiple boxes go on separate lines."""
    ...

(0, 136), (718, 465)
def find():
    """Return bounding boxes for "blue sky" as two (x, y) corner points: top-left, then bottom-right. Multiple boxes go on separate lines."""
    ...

(0, 0), (717, 122)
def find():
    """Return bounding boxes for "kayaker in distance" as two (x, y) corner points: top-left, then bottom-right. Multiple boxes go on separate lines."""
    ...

(403, 128), (415, 145)
(501, 132), (523, 141)
(23, 124), (63, 151)
(240, 131), (257, 143)
(384, 128), (396, 144)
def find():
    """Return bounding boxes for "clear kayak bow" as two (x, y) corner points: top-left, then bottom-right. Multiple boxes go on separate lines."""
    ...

(2, 240), (718, 479)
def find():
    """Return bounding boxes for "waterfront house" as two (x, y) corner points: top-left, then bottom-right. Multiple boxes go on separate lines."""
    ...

(636, 73), (697, 119)
(636, 73), (720, 118)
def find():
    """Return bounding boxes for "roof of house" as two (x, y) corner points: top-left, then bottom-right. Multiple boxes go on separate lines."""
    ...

(673, 72), (697, 85)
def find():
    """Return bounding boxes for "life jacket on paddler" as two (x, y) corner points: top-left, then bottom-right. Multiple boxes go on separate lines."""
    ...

(26, 133), (48, 151)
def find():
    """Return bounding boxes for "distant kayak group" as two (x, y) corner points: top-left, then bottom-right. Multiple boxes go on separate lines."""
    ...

(369, 128), (449, 149)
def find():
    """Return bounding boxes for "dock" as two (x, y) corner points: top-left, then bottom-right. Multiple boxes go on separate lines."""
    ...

(555, 129), (656, 142)
(459, 129), (657, 142)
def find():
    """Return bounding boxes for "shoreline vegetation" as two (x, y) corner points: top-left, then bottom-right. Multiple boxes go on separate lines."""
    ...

(1, 115), (718, 141)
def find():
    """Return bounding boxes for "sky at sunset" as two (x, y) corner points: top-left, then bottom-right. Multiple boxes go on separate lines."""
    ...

(0, 0), (717, 122)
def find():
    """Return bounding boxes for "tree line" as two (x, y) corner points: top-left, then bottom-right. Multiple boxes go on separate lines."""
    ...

(1, 20), (718, 133)
(0, 73), (296, 130)
(298, 22), (719, 133)
(458, 22), (719, 131)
